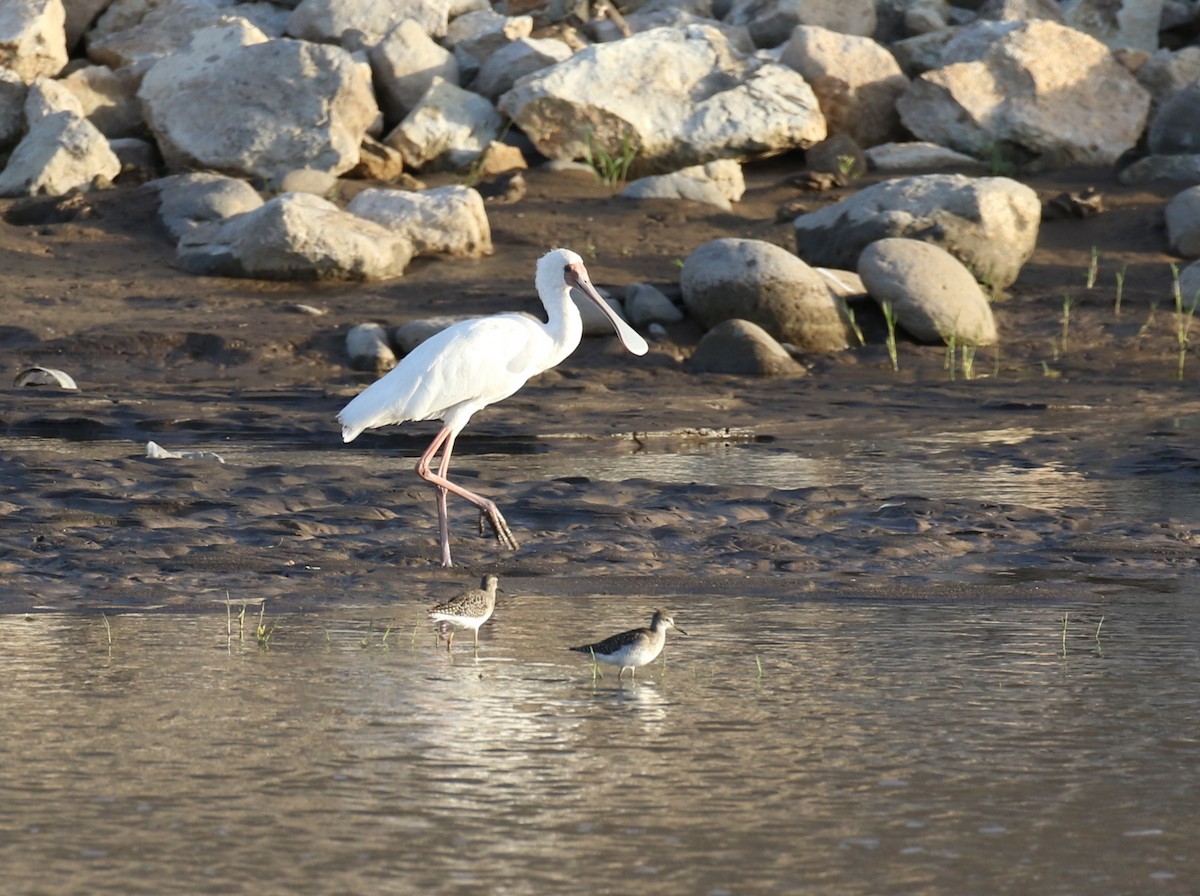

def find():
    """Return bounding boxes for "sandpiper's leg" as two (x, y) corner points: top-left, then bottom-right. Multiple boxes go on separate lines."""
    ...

(446, 630), (455, 652)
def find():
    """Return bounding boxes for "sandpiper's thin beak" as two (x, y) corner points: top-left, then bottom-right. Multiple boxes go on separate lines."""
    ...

(566, 264), (649, 356)
(674, 624), (690, 636)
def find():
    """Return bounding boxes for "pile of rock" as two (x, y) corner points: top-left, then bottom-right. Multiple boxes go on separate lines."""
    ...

(3, 0), (1199, 372)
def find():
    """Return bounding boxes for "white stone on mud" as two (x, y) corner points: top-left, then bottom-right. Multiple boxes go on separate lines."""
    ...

(24, 75), (84, 121)
(346, 322), (397, 373)
(858, 238), (998, 345)
(865, 141), (985, 171)
(621, 159), (745, 210)
(176, 193), (414, 281)
(625, 283), (684, 327)
(58, 65), (144, 139)
(155, 171), (264, 241)
(347, 185), (492, 258)
(0, 109), (119, 197)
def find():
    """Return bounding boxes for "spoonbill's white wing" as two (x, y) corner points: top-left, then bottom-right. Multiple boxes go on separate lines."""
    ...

(339, 314), (550, 442)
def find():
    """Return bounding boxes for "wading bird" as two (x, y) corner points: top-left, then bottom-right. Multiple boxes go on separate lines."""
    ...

(338, 248), (648, 567)
(570, 609), (689, 680)
(429, 574), (500, 651)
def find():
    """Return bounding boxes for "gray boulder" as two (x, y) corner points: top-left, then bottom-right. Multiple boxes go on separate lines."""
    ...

(858, 238), (998, 345)
(1148, 85), (1200, 156)
(346, 322), (397, 372)
(792, 174), (1041, 291)
(688, 319), (806, 376)
(724, 0), (877, 46)
(1062, 0), (1164, 51)
(625, 283), (684, 327)
(681, 238), (851, 352)
(472, 36), (573, 101)
(369, 19), (459, 123)
(286, 0), (451, 46)
(1166, 186), (1200, 258)
(155, 171), (264, 242)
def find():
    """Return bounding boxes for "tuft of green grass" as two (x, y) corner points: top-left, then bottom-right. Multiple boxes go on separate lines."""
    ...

(840, 300), (865, 347)
(1114, 263), (1127, 316)
(1059, 292), (1075, 355)
(881, 300), (899, 371)
(583, 129), (637, 186)
(1061, 612), (1069, 657)
(755, 654), (764, 681)
(1171, 263), (1199, 380)
(255, 603), (274, 649)
(1086, 245), (1099, 290)
(961, 341), (978, 380)
(588, 646), (602, 682)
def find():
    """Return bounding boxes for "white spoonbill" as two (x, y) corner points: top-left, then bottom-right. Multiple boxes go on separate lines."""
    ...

(338, 247), (649, 568)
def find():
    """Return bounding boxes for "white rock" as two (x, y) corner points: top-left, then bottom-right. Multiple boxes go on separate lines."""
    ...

(0, 110), (120, 197)
(499, 25), (826, 173)
(792, 173), (1041, 291)
(1062, 0), (1163, 51)
(780, 26), (909, 148)
(897, 20), (1151, 166)
(394, 315), (478, 353)
(858, 238), (998, 345)
(24, 75), (84, 121)
(724, 0), (877, 46)
(58, 64), (144, 139)
(347, 184), (492, 258)
(622, 159), (745, 210)
(88, 0), (289, 69)
(155, 171), (264, 241)
(346, 322), (396, 372)
(384, 77), (503, 171)
(472, 36), (573, 101)
(865, 141), (986, 171)
(1166, 186), (1200, 258)
(445, 7), (531, 77)
(176, 193), (414, 280)
(625, 282), (684, 327)
(138, 20), (380, 180)
(0, 0), (68, 83)
(286, 0), (450, 46)
(681, 238), (851, 351)
(369, 19), (459, 124)
(572, 290), (636, 337)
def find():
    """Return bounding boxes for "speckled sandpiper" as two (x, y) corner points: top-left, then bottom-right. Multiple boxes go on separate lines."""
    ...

(570, 609), (688, 679)
(429, 574), (499, 651)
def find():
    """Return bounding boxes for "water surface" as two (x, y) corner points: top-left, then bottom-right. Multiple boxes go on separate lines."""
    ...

(3, 591), (1197, 895)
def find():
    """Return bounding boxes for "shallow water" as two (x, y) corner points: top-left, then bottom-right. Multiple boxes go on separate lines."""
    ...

(3, 591), (1198, 895)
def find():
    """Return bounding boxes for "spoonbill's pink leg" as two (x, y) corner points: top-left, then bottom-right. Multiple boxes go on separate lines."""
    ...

(416, 427), (519, 567)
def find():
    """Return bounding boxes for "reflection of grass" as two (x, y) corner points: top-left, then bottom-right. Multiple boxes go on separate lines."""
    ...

(1086, 245), (1099, 290)
(583, 130), (636, 186)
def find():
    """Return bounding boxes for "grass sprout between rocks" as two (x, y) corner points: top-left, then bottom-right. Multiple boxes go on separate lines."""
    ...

(583, 129), (637, 186)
